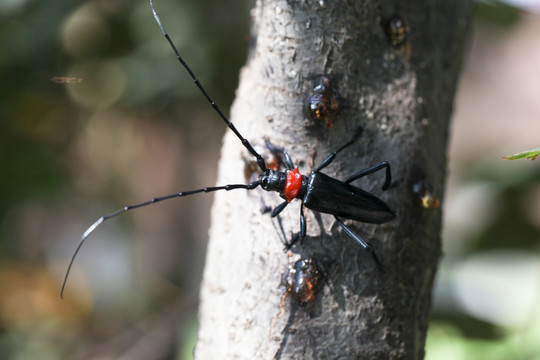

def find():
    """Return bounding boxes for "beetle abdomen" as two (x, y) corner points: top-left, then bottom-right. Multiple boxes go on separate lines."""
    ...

(303, 172), (395, 224)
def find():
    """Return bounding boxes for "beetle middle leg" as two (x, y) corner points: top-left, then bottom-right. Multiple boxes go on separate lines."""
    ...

(313, 126), (363, 172)
(345, 161), (392, 191)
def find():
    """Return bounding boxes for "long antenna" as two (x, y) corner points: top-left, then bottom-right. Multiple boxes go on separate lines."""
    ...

(61, 181), (261, 298)
(61, 1), (269, 298)
(149, 0), (267, 172)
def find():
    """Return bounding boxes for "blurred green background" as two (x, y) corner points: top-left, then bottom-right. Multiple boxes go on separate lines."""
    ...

(0, 0), (539, 359)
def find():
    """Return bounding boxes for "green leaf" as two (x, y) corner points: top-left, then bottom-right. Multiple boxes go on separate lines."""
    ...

(502, 147), (540, 161)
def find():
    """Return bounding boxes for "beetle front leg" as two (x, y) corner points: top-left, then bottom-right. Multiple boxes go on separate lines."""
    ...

(271, 200), (298, 249)
(271, 201), (306, 250)
(272, 200), (289, 217)
(265, 140), (295, 170)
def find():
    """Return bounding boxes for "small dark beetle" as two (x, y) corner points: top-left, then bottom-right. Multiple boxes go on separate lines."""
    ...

(305, 76), (339, 127)
(282, 258), (325, 306)
(412, 180), (440, 209)
(385, 15), (408, 47)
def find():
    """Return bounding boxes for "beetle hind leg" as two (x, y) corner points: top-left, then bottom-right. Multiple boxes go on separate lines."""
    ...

(334, 216), (384, 272)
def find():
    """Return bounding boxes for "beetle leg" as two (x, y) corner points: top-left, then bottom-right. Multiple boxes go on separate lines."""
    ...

(272, 200), (289, 217)
(313, 126), (363, 172)
(300, 201), (306, 239)
(270, 201), (306, 250)
(345, 161), (392, 190)
(334, 216), (384, 272)
(285, 233), (301, 250)
(272, 211), (293, 248)
(265, 140), (295, 170)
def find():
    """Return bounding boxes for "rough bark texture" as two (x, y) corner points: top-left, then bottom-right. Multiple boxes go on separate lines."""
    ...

(196, 0), (471, 359)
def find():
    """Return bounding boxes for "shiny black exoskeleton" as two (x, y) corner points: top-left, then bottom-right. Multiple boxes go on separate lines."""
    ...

(262, 128), (395, 269)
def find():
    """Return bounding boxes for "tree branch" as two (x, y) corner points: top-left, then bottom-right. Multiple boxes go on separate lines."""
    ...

(195, 0), (471, 358)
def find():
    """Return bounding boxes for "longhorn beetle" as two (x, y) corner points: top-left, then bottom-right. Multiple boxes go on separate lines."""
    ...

(60, 0), (396, 298)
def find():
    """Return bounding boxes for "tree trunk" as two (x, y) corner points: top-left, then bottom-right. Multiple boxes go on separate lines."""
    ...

(195, 0), (471, 359)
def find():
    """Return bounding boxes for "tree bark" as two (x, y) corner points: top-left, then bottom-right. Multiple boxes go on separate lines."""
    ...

(195, 0), (471, 359)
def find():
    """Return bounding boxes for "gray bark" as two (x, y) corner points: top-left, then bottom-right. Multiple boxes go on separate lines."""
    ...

(195, 0), (471, 359)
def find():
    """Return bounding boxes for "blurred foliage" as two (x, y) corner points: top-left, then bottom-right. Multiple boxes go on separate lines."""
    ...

(427, 161), (540, 359)
(475, 1), (523, 27)
(0, 0), (248, 358)
(502, 147), (540, 160)
(424, 5), (540, 359)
